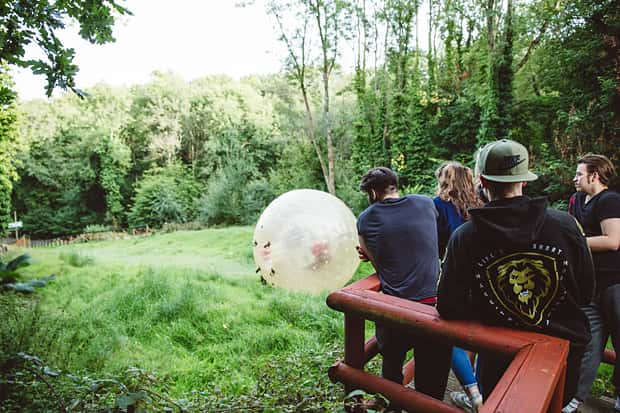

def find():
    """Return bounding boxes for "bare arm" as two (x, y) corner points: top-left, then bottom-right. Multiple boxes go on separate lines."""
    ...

(587, 218), (620, 252)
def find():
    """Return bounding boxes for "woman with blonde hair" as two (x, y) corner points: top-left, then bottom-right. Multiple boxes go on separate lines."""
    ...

(434, 162), (484, 256)
(433, 161), (484, 412)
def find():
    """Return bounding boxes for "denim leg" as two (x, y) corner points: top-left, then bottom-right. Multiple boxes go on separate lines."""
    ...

(452, 347), (477, 386)
(575, 303), (608, 401)
(565, 342), (586, 405)
(601, 284), (620, 396)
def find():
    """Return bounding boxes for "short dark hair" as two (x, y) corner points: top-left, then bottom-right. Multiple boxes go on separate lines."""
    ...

(359, 167), (398, 194)
(483, 180), (522, 199)
(578, 154), (616, 186)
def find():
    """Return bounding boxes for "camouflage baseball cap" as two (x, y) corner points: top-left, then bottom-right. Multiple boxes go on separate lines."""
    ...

(478, 139), (538, 183)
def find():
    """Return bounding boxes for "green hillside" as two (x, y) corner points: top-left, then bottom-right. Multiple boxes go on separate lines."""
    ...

(1, 227), (373, 412)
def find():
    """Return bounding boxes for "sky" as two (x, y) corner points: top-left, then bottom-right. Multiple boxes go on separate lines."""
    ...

(12, 1), (290, 100)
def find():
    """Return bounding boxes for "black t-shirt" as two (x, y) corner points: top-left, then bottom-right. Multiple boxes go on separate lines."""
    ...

(569, 189), (620, 290)
(357, 195), (439, 301)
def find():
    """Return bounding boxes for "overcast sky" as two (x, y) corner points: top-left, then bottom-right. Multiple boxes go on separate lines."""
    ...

(12, 1), (289, 100)
(13, 1), (433, 101)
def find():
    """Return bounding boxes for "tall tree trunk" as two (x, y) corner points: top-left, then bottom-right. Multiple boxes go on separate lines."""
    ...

(427, 0), (435, 92)
(322, 69), (336, 195)
(486, 0), (496, 52)
(301, 82), (330, 190)
(314, 0), (338, 195)
(269, 1), (332, 192)
(515, 0), (562, 72)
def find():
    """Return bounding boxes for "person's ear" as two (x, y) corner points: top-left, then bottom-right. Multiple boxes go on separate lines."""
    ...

(370, 189), (377, 202)
(522, 182), (527, 188)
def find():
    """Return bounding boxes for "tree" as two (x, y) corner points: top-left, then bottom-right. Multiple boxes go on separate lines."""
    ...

(477, 0), (515, 144)
(267, 0), (348, 195)
(128, 164), (203, 229)
(0, 0), (131, 96)
(0, 68), (19, 233)
(123, 72), (190, 181)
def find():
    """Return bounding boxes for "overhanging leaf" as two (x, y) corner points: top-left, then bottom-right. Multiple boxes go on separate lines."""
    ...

(43, 366), (60, 377)
(345, 389), (367, 399)
(115, 391), (149, 408)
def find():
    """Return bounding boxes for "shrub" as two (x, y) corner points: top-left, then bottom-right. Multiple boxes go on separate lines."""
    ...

(268, 140), (324, 195)
(199, 160), (275, 226)
(159, 221), (205, 233)
(0, 254), (31, 285)
(241, 181), (276, 223)
(128, 164), (204, 229)
(84, 224), (113, 233)
(59, 251), (95, 267)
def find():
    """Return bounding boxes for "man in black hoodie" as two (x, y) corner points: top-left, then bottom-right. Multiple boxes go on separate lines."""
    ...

(437, 139), (595, 405)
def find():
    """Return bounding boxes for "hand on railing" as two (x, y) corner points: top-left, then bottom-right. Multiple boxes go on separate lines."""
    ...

(356, 246), (369, 262)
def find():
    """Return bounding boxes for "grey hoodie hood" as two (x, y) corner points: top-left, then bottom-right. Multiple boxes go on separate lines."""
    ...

(468, 196), (548, 247)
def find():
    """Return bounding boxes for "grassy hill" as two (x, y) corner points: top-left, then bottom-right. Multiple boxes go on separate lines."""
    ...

(1, 227), (374, 412)
(3, 227), (614, 411)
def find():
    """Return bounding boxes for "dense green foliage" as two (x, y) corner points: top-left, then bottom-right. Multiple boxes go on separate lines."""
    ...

(12, 75), (303, 236)
(128, 164), (203, 229)
(0, 253), (32, 288)
(3, 0), (618, 237)
(0, 69), (18, 234)
(348, 0), (619, 195)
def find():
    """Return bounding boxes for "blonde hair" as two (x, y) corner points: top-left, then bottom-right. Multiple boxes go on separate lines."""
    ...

(436, 161), (484, 219)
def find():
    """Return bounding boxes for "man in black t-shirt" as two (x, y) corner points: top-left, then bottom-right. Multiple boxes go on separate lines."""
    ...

(565, 154), (620, 413)
(357, 167), (451, 406)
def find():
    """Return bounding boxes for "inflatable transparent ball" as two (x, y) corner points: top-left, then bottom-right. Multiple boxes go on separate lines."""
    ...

(253, 189), (359, 294)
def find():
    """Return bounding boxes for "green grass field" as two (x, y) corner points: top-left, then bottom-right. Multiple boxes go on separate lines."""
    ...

(1, 227), (375, 412)
(1, 227), (615, 411)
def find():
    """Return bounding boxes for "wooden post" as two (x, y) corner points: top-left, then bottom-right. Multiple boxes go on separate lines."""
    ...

(13, 211), (18, 240)
(327, 274), (574, 413)
(548, 359), (566, 413)
(343, 313), (365, 394)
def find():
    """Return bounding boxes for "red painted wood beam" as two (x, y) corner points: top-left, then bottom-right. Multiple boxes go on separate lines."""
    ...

(327, 287), (553, 355)
(328, 275), (572, 413)
(344, 274), (381, 291)
(604, 348), (616, 365)
(328, 362), (463, 413)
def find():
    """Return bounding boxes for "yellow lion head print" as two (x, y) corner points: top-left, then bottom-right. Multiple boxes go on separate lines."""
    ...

(499, 258), (548, 304)
(492, 256), (556, 324)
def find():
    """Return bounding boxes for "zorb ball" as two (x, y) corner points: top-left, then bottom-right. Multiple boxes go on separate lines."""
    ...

(253, 189), (359, 294)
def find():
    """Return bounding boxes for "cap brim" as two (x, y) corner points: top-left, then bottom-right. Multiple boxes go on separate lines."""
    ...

(481, 171), (538, 183)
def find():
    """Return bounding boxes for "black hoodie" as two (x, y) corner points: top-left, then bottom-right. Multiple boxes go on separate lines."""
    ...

(437, 196), (595, 346)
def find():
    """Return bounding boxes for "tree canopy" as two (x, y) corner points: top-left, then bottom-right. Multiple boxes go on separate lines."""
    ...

(0, 0), (131, 96)
(3, 0), (619, 238)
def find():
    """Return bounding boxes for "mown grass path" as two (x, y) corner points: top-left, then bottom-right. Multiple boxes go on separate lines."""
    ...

(27, 227), (257, 278)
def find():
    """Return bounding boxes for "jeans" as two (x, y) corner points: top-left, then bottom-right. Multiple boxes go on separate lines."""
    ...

(452, 346), (477, 387)
(475, 341), (584, 406)
(375, 322), (452, 401)
(575, 284), (620, 401)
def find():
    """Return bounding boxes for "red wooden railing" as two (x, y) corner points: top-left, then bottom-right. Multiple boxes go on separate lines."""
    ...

(327, 274), (616, 413)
